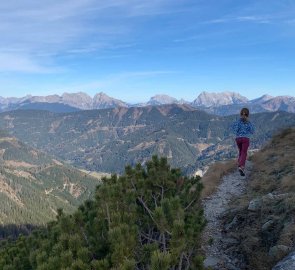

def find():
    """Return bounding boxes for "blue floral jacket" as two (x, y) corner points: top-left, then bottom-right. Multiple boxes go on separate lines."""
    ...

(231, 119), (255, 138)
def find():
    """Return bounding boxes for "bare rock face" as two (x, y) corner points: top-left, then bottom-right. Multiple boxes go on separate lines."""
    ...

(1, 91), (295, 114)
(26, 95), (60, 103)
(147, 94), (179, 105)
(61, 92), (93, 109)
(261, 96), (295, 113)
(250, 94), (273, 104)
(192, 91), (248, 107)
(0, 95), (32, 106)
(93, 92), (127, 109)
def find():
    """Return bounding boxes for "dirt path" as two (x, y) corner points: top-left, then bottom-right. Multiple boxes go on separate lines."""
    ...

(201, 162), (252, 270)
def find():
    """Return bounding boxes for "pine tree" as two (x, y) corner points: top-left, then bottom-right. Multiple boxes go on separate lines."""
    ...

(0, 156), (206, 269)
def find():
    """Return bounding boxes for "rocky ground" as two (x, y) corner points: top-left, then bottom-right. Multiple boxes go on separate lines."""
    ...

(201, 163), (252, 270)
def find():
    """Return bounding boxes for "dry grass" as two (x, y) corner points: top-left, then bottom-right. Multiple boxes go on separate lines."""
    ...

(250, 127), (295, 194)
(200, 159), (236, 199)
(277, 221), (295, 246)
(79, 169), (110, 180)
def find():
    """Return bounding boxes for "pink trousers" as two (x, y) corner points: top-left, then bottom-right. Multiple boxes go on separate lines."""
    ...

(235, 137), (250, 168)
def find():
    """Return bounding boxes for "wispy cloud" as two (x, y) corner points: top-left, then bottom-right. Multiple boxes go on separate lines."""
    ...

(0, 53), (64, 73)
(236, 16), (271, 24)
(0, 0), (178, 73)
(53, 69), (179, 93)
(203, 15), (272, 25)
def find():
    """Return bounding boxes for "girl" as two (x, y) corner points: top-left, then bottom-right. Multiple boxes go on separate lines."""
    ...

(231, 108), (255, 176)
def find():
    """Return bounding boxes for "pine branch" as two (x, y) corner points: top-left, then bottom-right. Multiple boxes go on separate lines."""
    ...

(162, 232), (167, 252)
(137, 196), (172, 235)
(105, 202), (111, 229)
(152, 193), (158, 208)
(140, 232), (162, 244)
(178, 252), (184, 270)
(154, 184), (165, 201)
(184, 196), (198, 211)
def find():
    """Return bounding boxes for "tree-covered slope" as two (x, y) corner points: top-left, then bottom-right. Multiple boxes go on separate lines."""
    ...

(0, 130), (100, 226)
(0, 156), (205, 270)
(0, 105), (294, 174)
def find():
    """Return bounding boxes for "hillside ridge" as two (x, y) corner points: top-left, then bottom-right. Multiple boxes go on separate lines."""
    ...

(201, 127), (295, 270)
(0, 131), (100, 226)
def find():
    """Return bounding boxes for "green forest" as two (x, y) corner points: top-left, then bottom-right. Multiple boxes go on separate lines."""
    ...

(0, 133), (100, 226)
(0, 156), (206, 270)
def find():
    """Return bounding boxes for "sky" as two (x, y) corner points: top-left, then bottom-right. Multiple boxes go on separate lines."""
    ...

(0, 0), (295, 103)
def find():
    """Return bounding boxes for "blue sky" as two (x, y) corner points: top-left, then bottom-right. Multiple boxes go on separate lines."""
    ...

(0, 0), (294, 102)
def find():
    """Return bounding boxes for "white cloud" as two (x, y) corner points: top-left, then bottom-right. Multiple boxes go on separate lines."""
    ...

(0, 0), (179, 52)
(0, 0), (178, 73)
(203, 15), (272, 25)
(0, 53), (63, 73)
(49, 69), (179, 94)
(236, 16), (271, 24)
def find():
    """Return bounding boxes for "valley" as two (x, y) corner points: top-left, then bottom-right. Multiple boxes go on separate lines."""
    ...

(0, 105), (294, 175)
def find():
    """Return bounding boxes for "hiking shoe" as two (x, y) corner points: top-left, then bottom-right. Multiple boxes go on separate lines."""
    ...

(238, 167), (245, 176)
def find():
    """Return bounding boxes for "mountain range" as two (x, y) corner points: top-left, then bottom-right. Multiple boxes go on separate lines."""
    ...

(1, 91), (295, 115)
(1, 105), (295, 175)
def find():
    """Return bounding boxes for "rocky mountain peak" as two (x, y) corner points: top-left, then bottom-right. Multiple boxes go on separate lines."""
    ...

(93, 92), (127, 109)
(148, 94), (178, 105)
(93, 92), (113, 102)
(27, 94), (61, 103)
(61, 92), (93, 109)
(262, 95), (295, 113)
(250, 94), (274, 104)
(193, 91), (248, 107)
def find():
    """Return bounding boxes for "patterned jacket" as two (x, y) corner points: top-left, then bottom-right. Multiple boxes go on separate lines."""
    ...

(231, 119), (255, 138)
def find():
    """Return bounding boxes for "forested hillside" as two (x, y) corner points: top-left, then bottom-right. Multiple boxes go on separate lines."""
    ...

(0, 105), (294, 174)
(0, 130), (100, 229)
(0, 156), (206, 270)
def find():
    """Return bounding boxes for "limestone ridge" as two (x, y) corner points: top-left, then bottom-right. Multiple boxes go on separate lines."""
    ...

(147, 94), (179, 105)
(1, 91), (295, 114)
(93, 92), (127, 109)
(192, 91), (248, 107)
(0, 92), (128, 112)
(192, 92), (295, 115)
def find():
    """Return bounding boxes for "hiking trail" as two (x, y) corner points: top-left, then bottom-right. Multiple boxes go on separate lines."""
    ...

(201, 162), (252, 270)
